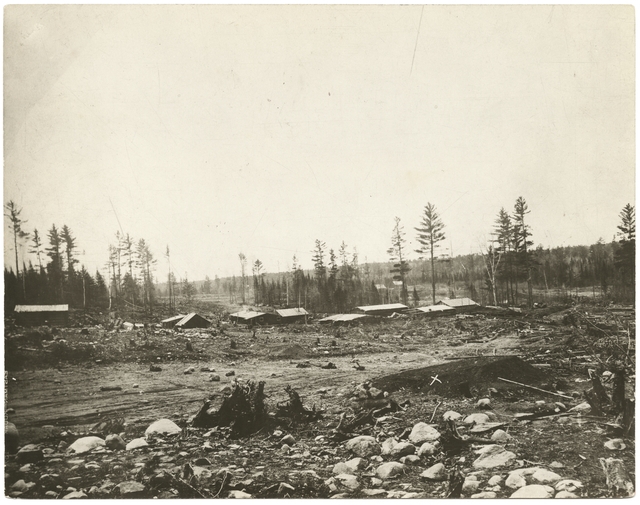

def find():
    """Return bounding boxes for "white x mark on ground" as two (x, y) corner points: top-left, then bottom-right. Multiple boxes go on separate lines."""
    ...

(430, 375), (441, 386)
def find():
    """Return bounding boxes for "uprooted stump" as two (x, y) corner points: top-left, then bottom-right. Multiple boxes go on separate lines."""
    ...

(191, 380), (268, 438)
(276, 386), (323, 423)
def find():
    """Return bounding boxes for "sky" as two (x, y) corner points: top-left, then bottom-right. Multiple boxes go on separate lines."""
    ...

(3, 5), (635, 281)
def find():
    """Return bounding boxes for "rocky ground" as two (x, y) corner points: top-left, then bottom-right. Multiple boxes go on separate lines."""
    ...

(4, 302), (635, 498)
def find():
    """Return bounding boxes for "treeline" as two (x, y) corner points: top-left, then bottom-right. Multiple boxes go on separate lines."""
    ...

(4, 201), (161, 313)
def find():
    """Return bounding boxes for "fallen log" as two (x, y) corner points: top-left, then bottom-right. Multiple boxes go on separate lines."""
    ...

(497, 377), (573, 399)
(599, 457), (634, 496)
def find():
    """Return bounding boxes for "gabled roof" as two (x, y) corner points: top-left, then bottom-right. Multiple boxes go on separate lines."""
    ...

(276, 307), (309, 318)
(175, 312), (211, 327)
(14, 305), (69, 313)
(417, 305), (455, 313)
(438, 297), (479, 308)
(318, 313), (369, 323)
(356, 303), (408, 312)
(230, 310), (266, 320)
(161, 314), (186, 323)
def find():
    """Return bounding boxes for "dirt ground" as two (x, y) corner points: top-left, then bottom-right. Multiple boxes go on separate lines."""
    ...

(4, 303), (636, 498)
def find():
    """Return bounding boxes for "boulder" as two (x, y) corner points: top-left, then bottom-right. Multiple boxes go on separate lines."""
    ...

(145, 419), (181, 438)
(531, 468), (562, 485)
(333, 458), (367, 474)
(126, 438), (149, 451)
(67, 436), (105, 454)
(555, 480), (583, 493)
(281, 434), (296, 446)
(105, 434), (126, 451)
(463, 413), (491, 425)
(417, 441), (439, 457)
(334, 473), (360, 490)
(400, 455), (421, 465)
(228, 490), (252, 499)
(115, 481), (146, 497)
(488, 475), (503, 486)
(420, 463), (447, 481)
(62, 491), (88, 499)
(510, 484), (555, 498)
(476, 398), (491, 409)
(408, 422), (441, 444)
(491, 429), (512, 442)
(375, 462), (405, 480)
(506, 467), (540, 489)
(345, 436), (380, 457)
(209, 374), (221, 382)
(555, 491), (579, 498)
(472, 445), (516, 469)
(381, 437), (398, 455)
(17, 444), (44, 463)
(5, 422), (19, 454)
(443, 410), (462, 421)
(462, 479), (481, 494)
(471, 491), (497, 498)
(604, 439), (626, 451)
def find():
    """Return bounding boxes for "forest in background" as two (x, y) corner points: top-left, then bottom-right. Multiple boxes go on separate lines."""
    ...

(4, 199), (635, 314)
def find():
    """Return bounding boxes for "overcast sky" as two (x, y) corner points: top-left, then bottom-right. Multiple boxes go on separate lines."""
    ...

(4, 5), (635, 281)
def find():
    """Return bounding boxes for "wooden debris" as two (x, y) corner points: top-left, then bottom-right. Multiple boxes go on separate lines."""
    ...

(599, 457), (634, 496)
(497, 377), (573, 399)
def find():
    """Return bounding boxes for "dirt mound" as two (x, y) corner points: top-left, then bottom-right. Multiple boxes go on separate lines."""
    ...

(372, 356), (547, 398)
(270, 343), (309, 359)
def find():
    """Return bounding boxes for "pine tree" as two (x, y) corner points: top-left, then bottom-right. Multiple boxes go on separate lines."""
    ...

(493, 208), (514, 304)
(5, 201), (30, 300)
(388, 217), (410, 305)
(513, 197), (534, 307)
(415, 203), (446, 304)
(614, 203), (635, 290)
(46, 225), (64, 301)
(30, 229), (44, 272)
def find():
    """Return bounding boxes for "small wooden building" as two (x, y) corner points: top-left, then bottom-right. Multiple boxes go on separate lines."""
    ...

(14, 305), (69, 326)
(354, 303), (408, 317)
(415, 305), (456, 317)
(275, 307), (309, 323)
(229, 310), (273, 325)
(437, 297), (480, 313)
(161, 314), (186, 328)
(174, 312), (211, 329)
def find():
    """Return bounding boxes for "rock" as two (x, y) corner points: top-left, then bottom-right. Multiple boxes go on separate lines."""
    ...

(126, 438), (149, 450)
(226, 370), (236, 377)
(417, 441), (439, 457)
(45, 491), (58, 498)
(210, 374), (221, 381)
(531, 468), (562, 485)
(472, 445), (517, 469)
(63, 491), (88, 499)
(510, 484), (555, 498)
(184, 367), (195, 374)
(145, 419), (181, 438)
(362, 489), (386, 497)
(281, 434), (296, 446)
(604, 438), (626, 450)
(476, 398), (491, 409)
(568, 402), (591, 413)
(345, 436), (380, 457)
(463, 479), (481, 493)
(443, 411), (462, 421)
(115, 481), (146, 496)
(421, 462), (447, 481)
(150, 364), (162, 372)
(17, 444), (44, 463)
(488, 475), (503, 486)
(550, 461), (565, 469)
(19, 464), (32, 473)
(334, 473), (360, 490)
(463, 413), (491, 425)
(368, 387), (384, 399)
(5, 422), (19, 454)
(381, 437), (398, 455)
(229, 490), (252, 499)
(376, 462), (405, 480)
(390, 442), (416, 458)
(471, 491), (497, 498)
(67, 436), (105, 454)
(105, 434), (126, 450)
(11, 480), (31, 492)
(554, 480), (582, 493)
(192, 466), (214, 485)
(400, 455), (421, 465)
(491, 429), (512, 442)
(408, 422), (441, 444)
(555, 491), (579, 498)
(278, 482), (295, 495)
(506, 468), (540, 489)
(333, 458), (367, 474)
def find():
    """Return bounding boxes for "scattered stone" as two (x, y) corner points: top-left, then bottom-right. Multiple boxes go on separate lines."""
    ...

(604, 439), (626, 451)
(421, 462), (447, 481)
(555, 480), (583, 493)
(105, 434), (126, 451)
(333, 458), (367, 475)
(281, 434), (296, 446)
(391, 442), (416, 458)
(228, 490), (252, 499)
(491, 429), (512, 442)
(5, 421), (19, 453)
(408, 422), (441, 444)
(472, 445), (516, 469)
(532, 468), (562, 485)
(506, 468), (540, 489)
(400, 455), (421, 465)
(63, 491), (88, 499)
(555, 491), (579, 498)
(362, 489), (386, 496)
(417, 441), (438, 457)
(381, 437), (397, 455)
(550, 461), (565, 469)
(226, 371), (236, 377)
(376, 462), (404, 480)
(463, 479), (481, 494)
(510, 484), (555, 498)
(67, 436), (105, 454)
(17, 444), (44, 463)
(442, 411), (462, 421)
(471, 491), (497, 498)
(476, 398), (491, 409)
(210, 373), (221, 382)
(463, 413), (491, 425)
(133, 384), (139, 388)
(19, 464), (32, 473)
(568, 402), (591, 413)
(149, 364), (162, 372)
(488, 475), (503, 486)
(184, 366), (195, 374)
(345, 436), (380, 457)
(278, 482), (295, 495)
(145, 419), (181, 438)
(11, 480), (31, 492)
(115, 481), (146, 496)
(334, 473), (360, 490)
(126, 438), (149, 451)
